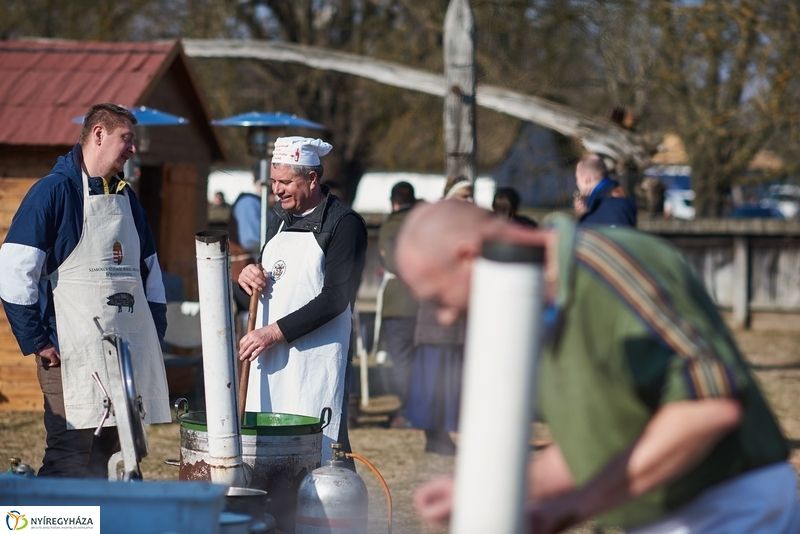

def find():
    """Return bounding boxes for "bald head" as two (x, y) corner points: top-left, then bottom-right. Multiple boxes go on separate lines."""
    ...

(575, 153), (607, 196)
(396, 201), (501, 324)
(397, 200), (557, 324)
(398, 201), (495, 266)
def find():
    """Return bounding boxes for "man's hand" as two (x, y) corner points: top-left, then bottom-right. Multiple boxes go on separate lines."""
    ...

(36, 345), (61, 369)
(528, 399), (743, 528)
(528, 494), (582, 534)
(238, 323), (285, 361)
(573, 194), (587, 217)
(238, 263), (268, 296)
(414, 475), (455, 528)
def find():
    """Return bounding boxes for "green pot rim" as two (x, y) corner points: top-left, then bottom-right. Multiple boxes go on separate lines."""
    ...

(178, 410), (326, 436)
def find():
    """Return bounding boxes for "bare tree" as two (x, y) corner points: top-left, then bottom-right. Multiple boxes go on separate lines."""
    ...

(590, 0), (800, 215)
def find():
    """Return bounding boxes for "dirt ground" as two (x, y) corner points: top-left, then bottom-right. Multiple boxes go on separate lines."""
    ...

(1, 328), (798, 533)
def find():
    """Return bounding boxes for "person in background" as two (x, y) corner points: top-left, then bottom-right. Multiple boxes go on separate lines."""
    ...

(376, 181), (419, 428)
(230, 163), (281, 258)
(574, 153), (637, 226)
(229, 165), (281, 314)
(405, 178), (472, 454)
(208, 190), (231, 226)
(397, 200), (797, 533)
(636, 176), (666, 219)
(443, 175), (473, 202)
(237, 136), (367, 463)
(0, 103), (171, 477)
(492, 186), (537, 227)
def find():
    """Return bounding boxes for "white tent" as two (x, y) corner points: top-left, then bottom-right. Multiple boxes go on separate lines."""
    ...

(208, 169), (497, 215)
(352, 172), (495, 214)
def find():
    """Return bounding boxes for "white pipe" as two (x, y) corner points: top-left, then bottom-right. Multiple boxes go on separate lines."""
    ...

(195, 231), (247, 487)
(451, 241), (545, 534)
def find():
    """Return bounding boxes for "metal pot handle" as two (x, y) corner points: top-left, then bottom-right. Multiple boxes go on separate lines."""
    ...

(173, 397), (190, 419)
(319, 407), (332, 430)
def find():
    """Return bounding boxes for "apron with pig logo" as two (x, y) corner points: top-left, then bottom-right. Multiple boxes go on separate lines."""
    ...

(49, 171), (171, 429)
(246, 221), (351, 463)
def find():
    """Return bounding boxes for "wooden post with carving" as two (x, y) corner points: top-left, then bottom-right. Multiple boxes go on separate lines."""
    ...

(444, 0), (476, 183)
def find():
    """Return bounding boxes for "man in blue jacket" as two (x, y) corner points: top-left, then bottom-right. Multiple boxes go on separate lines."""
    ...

(575, 153), (637, 227)
(0, 103), (171, 477)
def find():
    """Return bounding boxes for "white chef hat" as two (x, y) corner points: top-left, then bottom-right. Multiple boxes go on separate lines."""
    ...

(272, 136), (333, 166)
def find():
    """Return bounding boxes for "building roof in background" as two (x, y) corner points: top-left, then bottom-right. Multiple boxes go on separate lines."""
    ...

(651, 133), (688, 165)
(651, 132), (784, 173)
(0, 39), (192, 146)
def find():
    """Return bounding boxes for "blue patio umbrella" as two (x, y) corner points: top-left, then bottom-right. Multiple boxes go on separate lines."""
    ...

(212, 111), (327, 248)
(72, 105), (189, 126)
(211, 111), (324, 130)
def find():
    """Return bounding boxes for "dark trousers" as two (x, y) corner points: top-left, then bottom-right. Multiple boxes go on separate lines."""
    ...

(382, 317), (416, 412)
(36, 357), (120, 478)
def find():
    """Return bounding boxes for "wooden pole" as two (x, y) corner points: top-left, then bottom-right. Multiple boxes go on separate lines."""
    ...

(237, 290), (261, 423)
(444, 0), (476, 182)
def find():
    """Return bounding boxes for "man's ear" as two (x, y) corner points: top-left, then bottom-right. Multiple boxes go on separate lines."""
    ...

(307, 170), (319, 189)
(454, 239), (480, 262)
(92, 124), (104, 146)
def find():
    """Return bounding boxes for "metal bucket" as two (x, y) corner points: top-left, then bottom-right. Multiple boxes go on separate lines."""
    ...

(176, 403), (331, 531)
(225, 487), (276, 534)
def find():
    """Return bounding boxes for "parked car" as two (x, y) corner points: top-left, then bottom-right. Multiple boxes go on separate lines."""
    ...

(730, 204), (785, 219)
(759, 184), (800, 220)
(664, 188), (695, 220)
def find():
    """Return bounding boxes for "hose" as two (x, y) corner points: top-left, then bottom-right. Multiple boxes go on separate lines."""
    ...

(346, 451), (393, 534)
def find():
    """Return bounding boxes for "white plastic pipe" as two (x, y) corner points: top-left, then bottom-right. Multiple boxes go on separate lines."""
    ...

(451, 240), (545, 534)
(195, 231), (247, 487)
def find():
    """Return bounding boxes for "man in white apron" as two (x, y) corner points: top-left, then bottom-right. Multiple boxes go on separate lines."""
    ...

(0, 103), (171, 477)
(238, 136), (367, 463)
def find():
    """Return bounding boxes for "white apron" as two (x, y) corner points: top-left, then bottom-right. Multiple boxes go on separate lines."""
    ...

(49, 172), (171, 430)
(246, 223), (351, 463)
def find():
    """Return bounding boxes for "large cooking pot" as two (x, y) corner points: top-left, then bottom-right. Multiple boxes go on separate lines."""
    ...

(175, 400), (331, 531)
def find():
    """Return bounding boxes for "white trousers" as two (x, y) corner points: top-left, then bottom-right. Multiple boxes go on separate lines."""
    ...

(630, 462), (799, 534)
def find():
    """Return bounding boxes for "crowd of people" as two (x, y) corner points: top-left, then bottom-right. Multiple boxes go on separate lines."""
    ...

(2, 101), (796, 532)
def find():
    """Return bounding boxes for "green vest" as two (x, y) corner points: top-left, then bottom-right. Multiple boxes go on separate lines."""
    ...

(539, 216), (789, 529)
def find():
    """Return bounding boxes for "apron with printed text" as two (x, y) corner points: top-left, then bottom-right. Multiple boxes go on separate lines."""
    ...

(246, 223), (351, 463)
(49, 172), (171, 430)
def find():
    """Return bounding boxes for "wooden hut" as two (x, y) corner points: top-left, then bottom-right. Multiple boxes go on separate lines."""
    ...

(0, 39), (224, 410)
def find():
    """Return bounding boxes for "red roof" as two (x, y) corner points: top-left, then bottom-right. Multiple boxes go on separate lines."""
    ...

(0, 40), (176, 146)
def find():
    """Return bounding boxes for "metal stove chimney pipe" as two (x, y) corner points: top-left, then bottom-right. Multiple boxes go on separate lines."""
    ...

(451, 240), (545, 534)
(195, 230), (247, 487)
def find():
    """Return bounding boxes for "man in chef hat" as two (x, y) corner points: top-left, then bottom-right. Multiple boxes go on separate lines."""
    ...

(238, 136), (367, 463)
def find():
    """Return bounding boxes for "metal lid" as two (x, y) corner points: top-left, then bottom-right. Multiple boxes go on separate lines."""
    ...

(481, 239), (544, 264)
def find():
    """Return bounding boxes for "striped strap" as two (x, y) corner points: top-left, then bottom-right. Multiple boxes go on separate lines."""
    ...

(575, 230), (736, 399)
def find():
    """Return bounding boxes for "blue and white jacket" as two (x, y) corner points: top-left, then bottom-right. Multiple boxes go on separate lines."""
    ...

(0, 144), (167, 355)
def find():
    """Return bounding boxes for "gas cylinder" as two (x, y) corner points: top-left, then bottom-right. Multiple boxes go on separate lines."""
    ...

(295, 443), (368, 534)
